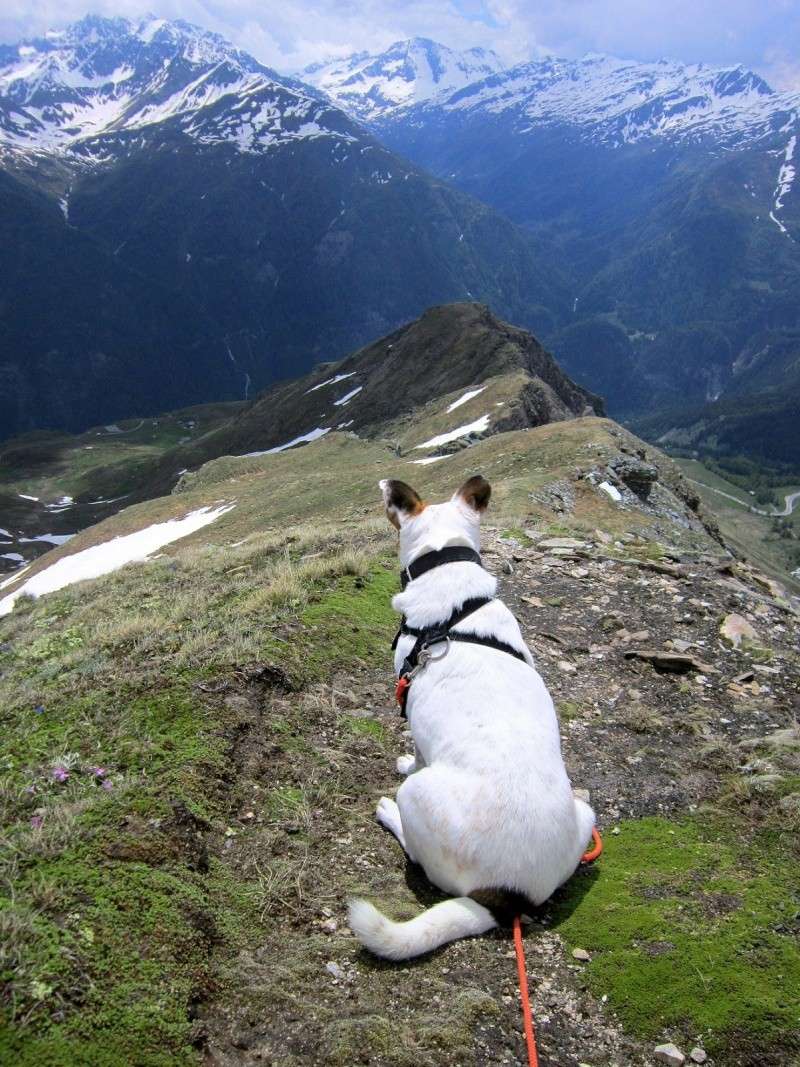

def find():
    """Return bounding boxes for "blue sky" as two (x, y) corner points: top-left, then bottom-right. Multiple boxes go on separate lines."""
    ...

(2, 0), (800, 88)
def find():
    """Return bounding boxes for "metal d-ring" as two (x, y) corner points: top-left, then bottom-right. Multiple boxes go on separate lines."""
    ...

(425, 637), (450, 662)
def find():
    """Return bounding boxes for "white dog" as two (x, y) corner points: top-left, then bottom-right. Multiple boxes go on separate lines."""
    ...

(348, 475), (596, 959)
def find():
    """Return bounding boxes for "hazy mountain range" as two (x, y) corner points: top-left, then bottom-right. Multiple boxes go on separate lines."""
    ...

(1, 17), (798, 468)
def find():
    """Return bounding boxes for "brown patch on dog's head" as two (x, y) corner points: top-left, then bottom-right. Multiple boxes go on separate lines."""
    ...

(454, 475), (491, 513)
(379, 479), (426, 529)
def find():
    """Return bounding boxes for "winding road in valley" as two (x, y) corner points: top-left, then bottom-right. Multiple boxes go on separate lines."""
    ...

(775, 491), (800, 517)
(688, 480), (800, 518)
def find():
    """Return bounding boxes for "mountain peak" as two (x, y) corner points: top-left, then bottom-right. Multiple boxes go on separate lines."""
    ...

(0, 15), (349, 160)
(144, 301), (603, 476)
(301, 37), (504, 121)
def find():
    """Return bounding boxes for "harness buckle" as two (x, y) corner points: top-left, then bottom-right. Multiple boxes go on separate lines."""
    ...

(407, 648), (431, 680)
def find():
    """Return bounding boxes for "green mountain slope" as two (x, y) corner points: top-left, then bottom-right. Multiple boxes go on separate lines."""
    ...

(0, 169), (239, 438)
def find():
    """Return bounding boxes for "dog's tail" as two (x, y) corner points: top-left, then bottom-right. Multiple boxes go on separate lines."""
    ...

(348, 896), (497, 960)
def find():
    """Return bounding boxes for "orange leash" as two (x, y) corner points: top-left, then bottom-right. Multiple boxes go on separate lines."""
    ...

(513, 913), (539, 1067)
(512, 828), (603, 1067)
(582, 826), (603, 864)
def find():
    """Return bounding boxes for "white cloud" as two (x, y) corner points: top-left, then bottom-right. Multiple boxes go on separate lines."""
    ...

(1, 0), (798, 84)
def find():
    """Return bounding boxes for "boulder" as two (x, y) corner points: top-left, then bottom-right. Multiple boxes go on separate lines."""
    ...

(654, 1042), (685, 1066)
(608, 456), (658, 498)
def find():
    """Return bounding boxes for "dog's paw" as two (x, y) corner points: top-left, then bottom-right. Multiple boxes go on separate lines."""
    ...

(396, 754), (416, 775)
(375, 795), (400, 829)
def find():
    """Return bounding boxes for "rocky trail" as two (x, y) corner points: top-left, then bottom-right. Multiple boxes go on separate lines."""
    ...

(191, 528), (800, 1067)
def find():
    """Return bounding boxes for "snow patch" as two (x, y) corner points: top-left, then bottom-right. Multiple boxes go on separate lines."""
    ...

(333, 386), (362, 406)
(411, 455), (451, 465)
(306, 372), (356, 393)
(770, 128), (797, 237)
(46, 495), (74, 511)
(0, 504), (235, 617)
(414, 414), (490, 450)
(599, 481), (622, 502)
(244, 427), (331, 456)
(446, 387), (485, 413)
(19, 533), (75, 545)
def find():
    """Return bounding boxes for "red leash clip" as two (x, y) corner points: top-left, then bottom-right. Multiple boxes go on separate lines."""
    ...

(395, 675), (411, 708)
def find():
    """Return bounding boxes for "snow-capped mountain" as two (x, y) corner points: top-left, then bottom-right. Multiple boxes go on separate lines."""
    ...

(396, 52), (799, 149)
(0, 16), (563, 442)
(0, 13), (345, 161)
(301, 37), (504, 121)
(378, 49), (800, 246)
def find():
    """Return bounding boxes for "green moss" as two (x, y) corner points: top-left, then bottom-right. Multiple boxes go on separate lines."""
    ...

(501, 526), (534, 546)
(552, 816), (800, 1059)
(0, 653), (262, 1065)
(557, 700), (582, 722)
(0, 843), (257, 1067)
(344, 716), (387, 742)
(299, 566), (398, 675)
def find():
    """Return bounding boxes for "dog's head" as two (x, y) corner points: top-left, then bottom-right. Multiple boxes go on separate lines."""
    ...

(379, 476), (491, 566)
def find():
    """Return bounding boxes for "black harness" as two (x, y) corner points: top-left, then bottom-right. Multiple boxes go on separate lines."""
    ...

(391, 546), (529, 716)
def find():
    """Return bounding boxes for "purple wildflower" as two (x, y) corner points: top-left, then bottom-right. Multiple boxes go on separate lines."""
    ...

(34, 705), (45, 715)
(89, 767), (108, 779)
(101, 779), (114, 791)
(24, 784), (36, 795)
(30, 815), (44, 829)
(52, 766), (69, 783)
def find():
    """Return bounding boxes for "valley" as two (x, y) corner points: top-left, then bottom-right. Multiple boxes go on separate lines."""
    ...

(0, 404), (242, 575)
(675, 458), (800, 588)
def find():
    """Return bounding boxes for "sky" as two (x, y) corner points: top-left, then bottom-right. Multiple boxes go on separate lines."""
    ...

(2, 0), (800, 89)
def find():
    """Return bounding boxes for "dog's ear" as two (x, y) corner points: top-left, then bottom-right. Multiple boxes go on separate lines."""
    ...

(453, 475), (491, 514)
(379, 479), (425, 529)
